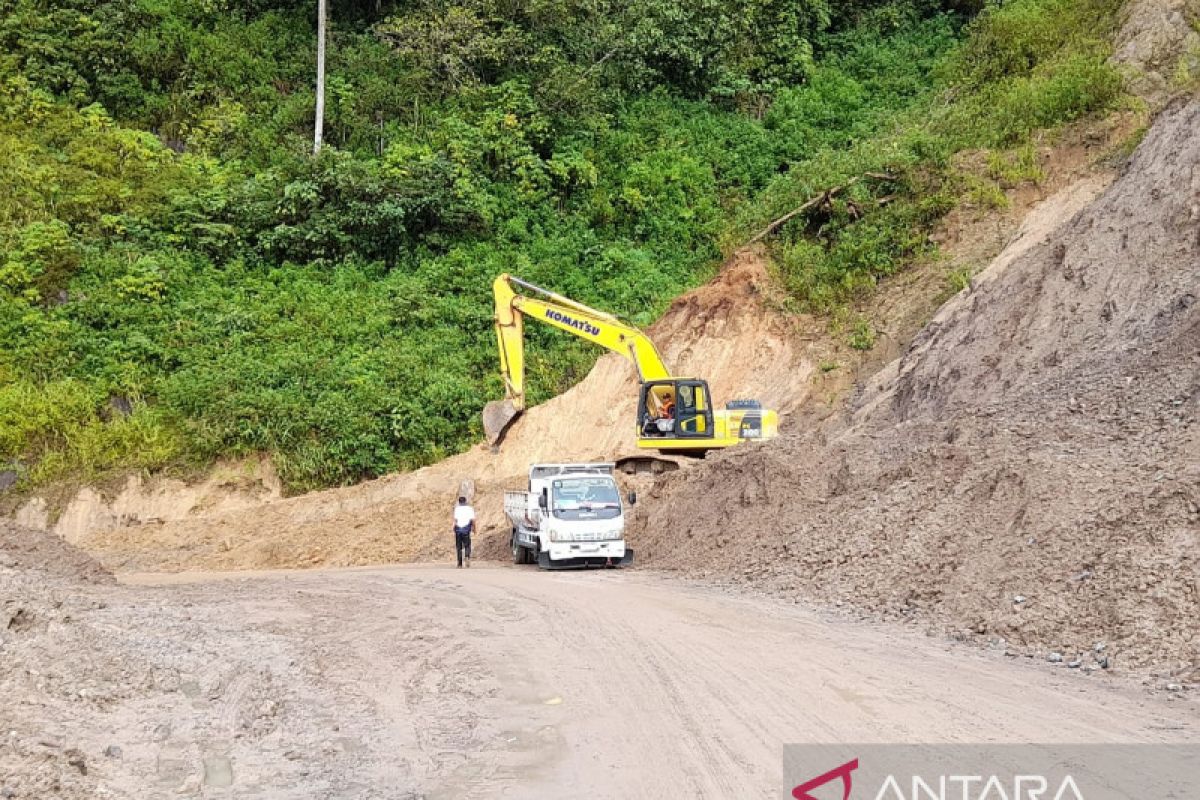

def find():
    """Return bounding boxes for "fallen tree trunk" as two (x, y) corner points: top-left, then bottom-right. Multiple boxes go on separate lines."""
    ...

(744, 173), (895, 246)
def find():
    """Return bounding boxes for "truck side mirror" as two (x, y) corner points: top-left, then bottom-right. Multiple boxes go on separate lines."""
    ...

(627, 490), (637, 506)
(539, 489), (548, 510)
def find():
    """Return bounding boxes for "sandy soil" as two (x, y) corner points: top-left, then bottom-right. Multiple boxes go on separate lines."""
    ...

(4, 555), (1197, 800)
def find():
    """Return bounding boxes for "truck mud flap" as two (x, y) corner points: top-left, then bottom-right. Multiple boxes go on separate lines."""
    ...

(537, 549), (634, 570)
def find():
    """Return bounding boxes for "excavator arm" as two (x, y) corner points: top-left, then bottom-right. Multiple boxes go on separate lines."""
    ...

(483, 274), (671, 444)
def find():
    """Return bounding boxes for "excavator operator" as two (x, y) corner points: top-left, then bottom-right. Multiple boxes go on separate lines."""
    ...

(643, 386), (676, 437)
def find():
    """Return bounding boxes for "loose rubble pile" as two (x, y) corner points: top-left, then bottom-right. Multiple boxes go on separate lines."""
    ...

(633, 99), (1200, 685)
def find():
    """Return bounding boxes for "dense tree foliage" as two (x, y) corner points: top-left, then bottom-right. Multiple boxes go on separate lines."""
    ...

(0, 0), (1123, 491)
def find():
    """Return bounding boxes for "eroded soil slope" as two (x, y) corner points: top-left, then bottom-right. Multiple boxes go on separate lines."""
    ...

(633, 99), (1200, 680)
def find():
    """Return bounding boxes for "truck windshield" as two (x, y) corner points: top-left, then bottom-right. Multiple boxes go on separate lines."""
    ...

(551, 477), (622, 520)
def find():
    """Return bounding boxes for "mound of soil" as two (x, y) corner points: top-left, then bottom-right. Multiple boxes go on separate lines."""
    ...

(1, 527), (116, 797)
(0, 526), (364, 798)
(1, 523), (113, 585)
(633, 100), (1200, 679)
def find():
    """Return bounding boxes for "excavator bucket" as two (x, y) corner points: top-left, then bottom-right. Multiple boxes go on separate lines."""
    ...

(482, 399), (522, 446)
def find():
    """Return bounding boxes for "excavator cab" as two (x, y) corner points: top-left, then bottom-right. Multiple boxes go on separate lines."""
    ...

(638, 380), (712, 440)
(636, 379), (776, 452)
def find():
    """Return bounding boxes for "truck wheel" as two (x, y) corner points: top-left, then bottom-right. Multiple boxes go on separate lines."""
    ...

(511, 529), (524, 564)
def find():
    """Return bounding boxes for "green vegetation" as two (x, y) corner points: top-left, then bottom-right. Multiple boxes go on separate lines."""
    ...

(946, 265), (974, 294)
(1, 0), (1126, 492)
(847, 317), (878, 351)
(742, 0), (1124, 309)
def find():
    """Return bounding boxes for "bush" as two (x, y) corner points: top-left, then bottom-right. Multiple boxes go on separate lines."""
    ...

(946, 0), (1120, 88)
(980, 52), (1123, 144)
(747, 0), (1123, 311)
(0, 378), (183, 485)
(847, 317), (877, 350)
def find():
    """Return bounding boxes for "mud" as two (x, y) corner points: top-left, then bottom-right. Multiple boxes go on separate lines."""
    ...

(632, 99), (1200, 680)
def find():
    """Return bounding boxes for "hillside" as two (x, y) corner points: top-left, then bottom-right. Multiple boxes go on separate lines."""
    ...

(1, 0), (1131, 496)
(32, 106), (1136, 573)
(632, 98), (1200, 680)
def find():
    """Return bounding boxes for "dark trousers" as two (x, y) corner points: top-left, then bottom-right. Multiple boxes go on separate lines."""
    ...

(455, 530), (472, 565)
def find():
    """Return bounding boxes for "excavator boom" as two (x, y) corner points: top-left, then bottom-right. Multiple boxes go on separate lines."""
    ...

(484, 274), (670, 444)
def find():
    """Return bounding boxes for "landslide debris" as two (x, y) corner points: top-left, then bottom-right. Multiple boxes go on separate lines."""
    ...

(1, 524), (113, 586)
(632, 99), (1200, 680)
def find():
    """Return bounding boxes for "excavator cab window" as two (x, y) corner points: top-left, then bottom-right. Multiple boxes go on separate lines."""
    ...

(637, 380), (713, 440)
(639, 382), (677, 437)
(674, 381), (712, 438)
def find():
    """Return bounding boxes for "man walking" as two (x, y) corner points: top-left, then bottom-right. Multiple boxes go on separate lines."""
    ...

(453, 496), (475, 569)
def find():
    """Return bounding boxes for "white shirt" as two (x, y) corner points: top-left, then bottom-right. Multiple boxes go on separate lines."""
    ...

(453, 504), (475, 528)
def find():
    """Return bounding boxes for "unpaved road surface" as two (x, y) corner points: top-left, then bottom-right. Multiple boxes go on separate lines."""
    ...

(13, 564), (1193, 799)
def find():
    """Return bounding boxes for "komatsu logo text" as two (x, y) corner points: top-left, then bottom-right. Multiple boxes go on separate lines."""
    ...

(545, 309), (600, 337)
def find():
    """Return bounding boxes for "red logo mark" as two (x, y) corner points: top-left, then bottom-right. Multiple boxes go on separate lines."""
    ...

(792, 758), (859, 800)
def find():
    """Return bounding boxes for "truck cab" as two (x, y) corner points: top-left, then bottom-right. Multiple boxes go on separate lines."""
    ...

(505, 463), (634, 569)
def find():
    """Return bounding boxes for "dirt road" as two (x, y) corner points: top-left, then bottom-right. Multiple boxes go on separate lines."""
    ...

(14, 565), (1167, 799)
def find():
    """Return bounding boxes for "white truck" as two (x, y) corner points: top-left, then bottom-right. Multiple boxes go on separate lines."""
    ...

(504, 463), (635, 569)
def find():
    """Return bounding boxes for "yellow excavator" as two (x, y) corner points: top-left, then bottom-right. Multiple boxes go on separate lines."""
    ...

(482, 274), (778, 453)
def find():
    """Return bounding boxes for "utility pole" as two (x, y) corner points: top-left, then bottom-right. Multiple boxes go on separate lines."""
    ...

(314, 0), (326, 154)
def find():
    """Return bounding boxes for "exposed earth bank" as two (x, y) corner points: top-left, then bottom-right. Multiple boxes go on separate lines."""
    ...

(630, 99), (1200, 682)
